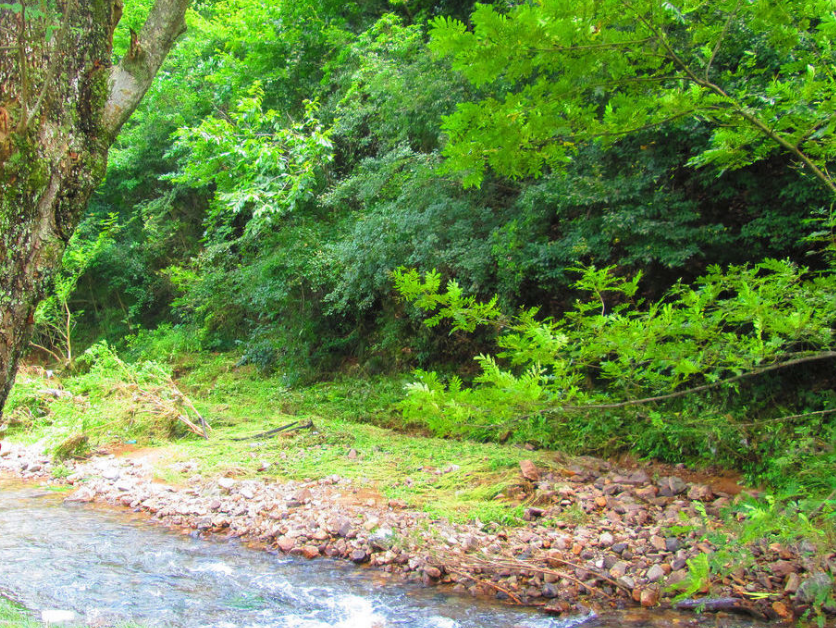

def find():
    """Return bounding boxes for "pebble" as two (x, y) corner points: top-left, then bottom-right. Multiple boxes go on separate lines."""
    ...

(646, 564), (665, 583)
(0, 441), (824, 621)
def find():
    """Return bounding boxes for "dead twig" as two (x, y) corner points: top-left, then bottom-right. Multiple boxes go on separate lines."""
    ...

(467, 555), (622, 599)
(228, 419), (314, 442)
(444, 565), (524, 604)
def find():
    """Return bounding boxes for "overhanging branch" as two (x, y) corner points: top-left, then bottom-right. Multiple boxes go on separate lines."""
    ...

(550, 350), (836, 413)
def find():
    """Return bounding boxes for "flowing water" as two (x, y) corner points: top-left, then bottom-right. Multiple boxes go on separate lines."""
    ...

(0, 478), (765, 628)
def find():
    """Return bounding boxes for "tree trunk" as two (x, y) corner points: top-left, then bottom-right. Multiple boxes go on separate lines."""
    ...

(0, 0), (190, 418)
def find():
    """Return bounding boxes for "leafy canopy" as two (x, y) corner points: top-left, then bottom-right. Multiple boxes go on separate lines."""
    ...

(430, 0), (836, 191)
(172, 83), (333, 239)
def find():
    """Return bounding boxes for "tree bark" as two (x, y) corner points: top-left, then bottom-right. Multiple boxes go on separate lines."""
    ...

(0, 0), (190, 418)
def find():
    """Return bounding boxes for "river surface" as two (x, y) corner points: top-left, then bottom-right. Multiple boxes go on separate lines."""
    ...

(0, 478), (765, 628)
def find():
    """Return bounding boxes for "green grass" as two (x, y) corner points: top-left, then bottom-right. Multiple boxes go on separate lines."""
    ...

(0, 595), (145, 628)
(6, 352), (565, 525)
(0, 598), (38, 628)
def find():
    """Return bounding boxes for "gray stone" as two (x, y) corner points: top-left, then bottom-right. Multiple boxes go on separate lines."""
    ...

(797, 572), (833, 603)
(350, 549), (368, 563)
(609, 561), (629, 578)
(646, 564), (665, 583)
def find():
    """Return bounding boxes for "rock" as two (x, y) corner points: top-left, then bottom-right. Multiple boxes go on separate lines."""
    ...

(649, 535), (667, 552)
(541, 583), (559, 598)
(612, 542), (628, 554)
(609, 561), (629, 578)
(659, 476), (688, 496)
(771, 560), (797, 577)
(41, 610), (76, 624)
(370, 527), (394, 550)
(348, 448), (358, 460)
(543, 600), (573, 615)
(331, 519), (352, 538)
(686, 484), (714, 501)
(771, 601), (792, 619)
(664, 537), (681, 552)
(624, 471), (650, 485)
(640, 587), (659, 607)
(101, 468), (121, 481)
(598, 532), (614, 547)
(388, 498), (408, 509)
(797, 572), (833, 604)
(217, 477), (235, 490)
(424, 566), (442, 579)
(350, 549), (369, 563)
(617, 576), (636, 590)
(784, 572), (801, 594)
(634, 486), (658, 500)
(276, 536), (296, 553)
(520, 460), (540, 482)
(646, 564), (665, 583)
(300, 544), (320, 559)
(523, 507), (545, 521)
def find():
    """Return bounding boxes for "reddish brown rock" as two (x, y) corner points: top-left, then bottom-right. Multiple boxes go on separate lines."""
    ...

(520, 460), (540, 482)
(640, 586), (659, 607)
(300, 544), (320, 559)
(276, 536), (295, 553)
(424, 566), (442, 579)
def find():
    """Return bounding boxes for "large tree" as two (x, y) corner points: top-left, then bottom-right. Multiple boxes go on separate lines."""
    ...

(0, 0), (190, 416)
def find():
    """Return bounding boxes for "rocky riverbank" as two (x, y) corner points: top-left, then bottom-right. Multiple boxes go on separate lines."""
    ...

(1, 440), (833, 624)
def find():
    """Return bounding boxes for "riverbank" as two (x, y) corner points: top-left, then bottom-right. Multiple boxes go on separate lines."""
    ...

(1, 437), (831, 625)
(1, 358), (834, 625)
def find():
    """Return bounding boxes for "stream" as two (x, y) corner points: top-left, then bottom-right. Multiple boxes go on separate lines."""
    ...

(0, 478), (766, 628)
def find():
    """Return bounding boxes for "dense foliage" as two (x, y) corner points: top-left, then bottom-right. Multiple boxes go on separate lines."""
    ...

(31, 0), (835, 494)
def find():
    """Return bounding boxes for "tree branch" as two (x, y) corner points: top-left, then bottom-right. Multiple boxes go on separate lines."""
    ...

(553, 351), (836, 412)
(102, 0), (190, 139)
(704, 0), (741, 81)
(623, 0), (836, 197)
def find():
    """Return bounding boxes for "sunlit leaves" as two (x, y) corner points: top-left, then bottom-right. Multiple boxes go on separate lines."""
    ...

(431, 0), (836, 191)
(172, 83), (333, 239)
(396, 260), (836, 435)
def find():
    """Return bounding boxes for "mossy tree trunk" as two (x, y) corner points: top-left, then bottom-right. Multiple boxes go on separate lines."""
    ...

(0, 0), (190, 417)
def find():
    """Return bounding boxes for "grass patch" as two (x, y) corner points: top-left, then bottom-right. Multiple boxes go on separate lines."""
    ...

(7, 351), (562, 524)
(0, 597), (38, 628)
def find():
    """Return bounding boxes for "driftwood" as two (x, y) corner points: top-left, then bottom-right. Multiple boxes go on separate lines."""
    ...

(228, 419), (314, 442)
(675, 597), (767, 619)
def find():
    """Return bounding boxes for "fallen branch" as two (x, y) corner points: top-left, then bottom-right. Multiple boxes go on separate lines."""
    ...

(444, 565), (524, 604)
(463, 555), (619, 600)
(167, 379), (211, 440)
(228, 419), (314, 442)
(675, 596), (766, 619)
